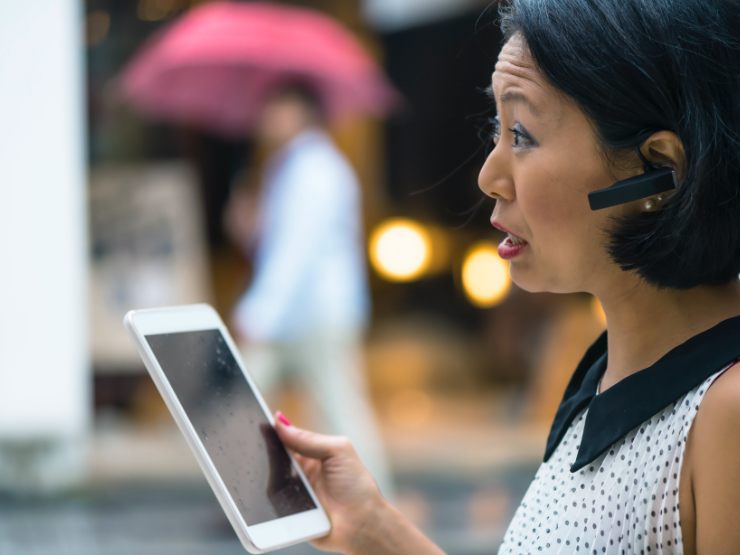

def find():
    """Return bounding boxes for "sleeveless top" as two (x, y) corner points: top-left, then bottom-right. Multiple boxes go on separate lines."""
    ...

(498, 316), (740, 555)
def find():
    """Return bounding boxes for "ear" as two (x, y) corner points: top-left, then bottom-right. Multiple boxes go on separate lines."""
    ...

(640, 131), (686, 181)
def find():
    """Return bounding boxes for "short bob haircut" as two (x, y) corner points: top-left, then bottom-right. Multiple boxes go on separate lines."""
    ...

(499, 0), (740, 289)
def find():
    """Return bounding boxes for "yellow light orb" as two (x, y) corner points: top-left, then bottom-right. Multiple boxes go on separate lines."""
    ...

(369, 219), (432, 282)
(386, 389), (433, 430)
(462, 243), (511, 307)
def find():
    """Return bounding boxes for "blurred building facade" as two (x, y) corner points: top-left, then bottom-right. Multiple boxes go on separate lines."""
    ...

(85, 0), (607, 495)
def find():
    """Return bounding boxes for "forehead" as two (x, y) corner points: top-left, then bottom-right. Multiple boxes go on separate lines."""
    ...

(491, 35), (550, 106)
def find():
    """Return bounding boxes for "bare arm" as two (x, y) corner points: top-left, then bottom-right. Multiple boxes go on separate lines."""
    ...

(349, 501), (446, 555)
(275, 416), (446, 555)
(688, 362), (740, 555)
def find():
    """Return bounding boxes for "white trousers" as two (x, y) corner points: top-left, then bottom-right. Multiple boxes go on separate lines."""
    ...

(239, 331), (394, 497)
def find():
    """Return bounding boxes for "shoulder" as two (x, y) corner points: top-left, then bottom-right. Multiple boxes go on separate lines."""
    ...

(290, 135), (351, 170)
(686, 360), (740, 555)
(693, 360), (740, 431)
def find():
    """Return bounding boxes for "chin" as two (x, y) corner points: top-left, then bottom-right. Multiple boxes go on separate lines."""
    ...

(510, 265), (578, 295)
(509, 267), (546, 293)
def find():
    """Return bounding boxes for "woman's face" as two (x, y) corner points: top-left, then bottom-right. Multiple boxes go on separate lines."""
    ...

(479, 34), (636, 295)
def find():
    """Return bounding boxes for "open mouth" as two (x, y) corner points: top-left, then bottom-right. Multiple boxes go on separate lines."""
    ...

(504, 233), (527, 246)
(498, 233), (529, 259)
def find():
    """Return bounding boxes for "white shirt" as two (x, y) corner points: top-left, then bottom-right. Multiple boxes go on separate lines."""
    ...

(498, 316), (740, 555)
(499, 367), (729, 554)
(233, 129), (370, 342)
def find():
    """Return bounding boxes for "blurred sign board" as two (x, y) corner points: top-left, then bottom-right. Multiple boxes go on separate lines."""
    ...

(89, 162), (212, 372)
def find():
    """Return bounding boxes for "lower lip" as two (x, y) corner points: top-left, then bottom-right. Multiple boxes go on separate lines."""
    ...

(497, 237), (529, 260)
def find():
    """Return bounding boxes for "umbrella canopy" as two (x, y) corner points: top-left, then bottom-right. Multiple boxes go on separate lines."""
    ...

(119, 1), (399, 136)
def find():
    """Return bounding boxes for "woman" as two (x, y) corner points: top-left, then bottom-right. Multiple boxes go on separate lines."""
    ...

(275, 0), (740, 552)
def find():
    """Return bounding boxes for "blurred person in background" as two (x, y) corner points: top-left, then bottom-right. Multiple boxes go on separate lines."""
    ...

(269, 0), (740, 553)
(224, 80), (393, 496)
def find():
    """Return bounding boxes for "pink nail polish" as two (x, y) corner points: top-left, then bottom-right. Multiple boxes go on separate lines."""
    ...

(276, 411), (292, 426)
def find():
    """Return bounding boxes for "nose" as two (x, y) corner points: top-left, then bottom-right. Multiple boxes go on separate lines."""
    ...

(478, 146), (514, 202)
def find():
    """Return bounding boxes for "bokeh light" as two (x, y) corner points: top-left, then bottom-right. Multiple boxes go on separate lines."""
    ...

(461, 242), (511, 307)
(369, 218), (432, 282)
(386, 388), (433, 430)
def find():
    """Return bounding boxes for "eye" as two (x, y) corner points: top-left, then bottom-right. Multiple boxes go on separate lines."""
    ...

(508, 122), (538, 148)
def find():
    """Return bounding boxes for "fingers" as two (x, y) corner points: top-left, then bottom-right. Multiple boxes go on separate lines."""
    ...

(293, 453), (321, 482)
(275, 414), (350, 461)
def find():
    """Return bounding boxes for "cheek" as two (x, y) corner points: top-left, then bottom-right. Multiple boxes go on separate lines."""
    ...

(517, 157), (617, 284)
(518, 165), (593, 242)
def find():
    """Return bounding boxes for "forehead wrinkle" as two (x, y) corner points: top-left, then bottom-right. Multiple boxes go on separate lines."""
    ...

(491, 34), (547, 101)
(496, 47), (537, 72)
(490, 69), (546, 119)
(492, 60), (546, 97)
(490, 41), (566, 124)
(494, 60), (540, 84)
(496, 37), (538, 76)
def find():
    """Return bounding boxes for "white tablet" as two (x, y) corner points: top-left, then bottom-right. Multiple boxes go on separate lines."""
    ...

(124, 304), (331, 553)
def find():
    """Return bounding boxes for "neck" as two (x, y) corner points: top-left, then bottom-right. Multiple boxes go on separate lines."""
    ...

(260, 122), (316, 152)
(596, 278), (740, 391)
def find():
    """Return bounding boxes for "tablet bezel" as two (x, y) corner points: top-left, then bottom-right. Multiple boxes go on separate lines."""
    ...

(124, 304), (331, 553)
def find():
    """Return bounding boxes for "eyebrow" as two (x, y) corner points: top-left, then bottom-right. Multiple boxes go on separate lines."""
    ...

(485, 85), (541, 116)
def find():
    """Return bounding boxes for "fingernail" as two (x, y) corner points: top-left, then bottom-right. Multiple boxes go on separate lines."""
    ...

(276, 411), (292, 427)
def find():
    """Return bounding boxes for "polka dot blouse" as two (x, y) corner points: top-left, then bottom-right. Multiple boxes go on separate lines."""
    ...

(498, 316), (740, 555)
(499, 366), (731, 554)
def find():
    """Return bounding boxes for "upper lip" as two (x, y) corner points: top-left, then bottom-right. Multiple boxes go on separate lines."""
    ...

(491, 219), (525, 239)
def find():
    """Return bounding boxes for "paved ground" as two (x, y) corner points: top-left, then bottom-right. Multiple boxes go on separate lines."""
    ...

(0, 393), (546, 555)
(0, 463), (539, 555)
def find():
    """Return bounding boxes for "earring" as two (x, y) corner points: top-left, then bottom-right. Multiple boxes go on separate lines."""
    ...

(643, 194), (667, 211)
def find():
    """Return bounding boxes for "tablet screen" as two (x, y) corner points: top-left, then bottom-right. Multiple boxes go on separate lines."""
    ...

(145, 329), (316, 525)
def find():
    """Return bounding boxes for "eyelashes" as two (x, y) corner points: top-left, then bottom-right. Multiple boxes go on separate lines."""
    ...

(486, 115), (538, 150)
(510, 122), (538, 148)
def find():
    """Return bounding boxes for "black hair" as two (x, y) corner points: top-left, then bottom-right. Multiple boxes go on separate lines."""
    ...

(499, 0), (740, 289)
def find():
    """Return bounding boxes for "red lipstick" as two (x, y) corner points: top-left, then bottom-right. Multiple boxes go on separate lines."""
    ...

(491, 220), (529, 260)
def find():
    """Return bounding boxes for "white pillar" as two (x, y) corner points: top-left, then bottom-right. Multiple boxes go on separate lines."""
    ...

(0, 0), (89, 490)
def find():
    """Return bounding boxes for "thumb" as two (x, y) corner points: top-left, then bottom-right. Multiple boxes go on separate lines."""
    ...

(275, 416), (346, 461)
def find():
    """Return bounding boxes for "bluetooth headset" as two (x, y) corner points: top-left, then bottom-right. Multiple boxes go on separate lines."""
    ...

(588, 148), (678, 211)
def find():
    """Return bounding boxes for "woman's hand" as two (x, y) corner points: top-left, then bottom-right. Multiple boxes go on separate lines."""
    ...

(274, 411), (387, 553)
(275, 412), (446, 555)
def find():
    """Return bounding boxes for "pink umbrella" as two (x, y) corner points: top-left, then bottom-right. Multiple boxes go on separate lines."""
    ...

(119, 1), (399, 137)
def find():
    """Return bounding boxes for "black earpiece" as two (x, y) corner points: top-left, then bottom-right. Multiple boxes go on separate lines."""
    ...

(588, 149), (678, 211)
(588, 167), (677, 211)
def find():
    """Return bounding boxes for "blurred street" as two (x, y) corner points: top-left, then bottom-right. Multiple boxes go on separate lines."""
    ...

(1, 2), (603, 554)
(0, 400), (544, 555)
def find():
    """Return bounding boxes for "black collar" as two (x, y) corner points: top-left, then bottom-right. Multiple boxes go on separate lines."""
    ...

(544, 315), (740, 472)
